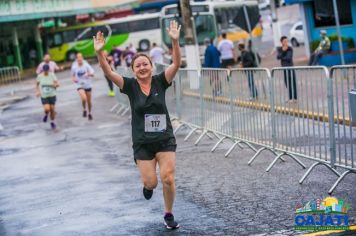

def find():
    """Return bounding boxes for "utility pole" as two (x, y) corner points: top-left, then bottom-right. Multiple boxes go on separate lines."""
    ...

(332, 0), (345, 65)
(270, 0), (281, 48)
(179, 0), (200, 69)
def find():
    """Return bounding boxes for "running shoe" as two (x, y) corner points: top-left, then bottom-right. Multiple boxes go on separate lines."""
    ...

(164, 213), (180, 230)
(43, 114), (48, 123)
(108, 90), (116, 97)
(83, 110), (87, 117)
(88, 114), (93, 120)
(50, 122), (56, 130)
(143, 187), (153, 200)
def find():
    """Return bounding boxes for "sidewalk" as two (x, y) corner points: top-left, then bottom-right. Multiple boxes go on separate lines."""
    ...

(0, 66), (355, 235)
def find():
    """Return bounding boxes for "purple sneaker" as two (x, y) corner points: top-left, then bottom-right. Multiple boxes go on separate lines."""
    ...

(50, 122), (56, 130)
(88, 114), (93, 120)
(43, 114), (48, 123)
(83, 110), (87, 117)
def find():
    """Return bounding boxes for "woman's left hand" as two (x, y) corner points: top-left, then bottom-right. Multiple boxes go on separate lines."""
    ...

(166, 20), (181, 41)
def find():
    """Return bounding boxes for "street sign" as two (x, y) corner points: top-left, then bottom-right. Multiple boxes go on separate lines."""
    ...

(233, 5), (260, 33)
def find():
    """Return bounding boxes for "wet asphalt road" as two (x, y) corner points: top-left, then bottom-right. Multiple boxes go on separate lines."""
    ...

(0, 66), (355, 236)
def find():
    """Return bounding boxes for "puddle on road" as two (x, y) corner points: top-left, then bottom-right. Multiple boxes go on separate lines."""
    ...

(0, 148), (20, 156)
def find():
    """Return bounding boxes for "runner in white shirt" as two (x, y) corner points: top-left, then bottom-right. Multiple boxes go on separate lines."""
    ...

(71, 53), (95, 120)
(217, 33), (235, 69)
(149, 43), (165, 64)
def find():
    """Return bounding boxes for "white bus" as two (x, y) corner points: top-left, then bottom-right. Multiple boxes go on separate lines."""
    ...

(47, 12), (162, 62)
(159, 1), (262, 63)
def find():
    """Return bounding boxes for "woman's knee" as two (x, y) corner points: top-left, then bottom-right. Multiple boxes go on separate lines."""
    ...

(143, 177), (158, 190)
(161, 171), (175, 186)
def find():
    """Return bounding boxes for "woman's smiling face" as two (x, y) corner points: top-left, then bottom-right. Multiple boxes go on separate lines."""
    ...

(132, 56), (153, 80)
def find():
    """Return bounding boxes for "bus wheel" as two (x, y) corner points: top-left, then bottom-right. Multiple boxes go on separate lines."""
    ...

(66, 51), (77, 61)
(139, 40), (150, 52)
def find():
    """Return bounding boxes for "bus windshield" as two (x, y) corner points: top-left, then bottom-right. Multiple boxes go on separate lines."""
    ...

(161, 15), (216, 47)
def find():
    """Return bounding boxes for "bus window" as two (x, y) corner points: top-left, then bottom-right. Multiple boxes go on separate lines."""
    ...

(145, 17), (160, 30)
(195, 15), (215, 44)
(161, 17), (185, 47)
(76, 27), (93, 41)
(94, 25), (110, 37)
(128, 20), (147, 32)
(161, 15), (215, 47)
(63, 30), (76, 43)
(53, 33), (63, 46)
(111, 22), (129, 34)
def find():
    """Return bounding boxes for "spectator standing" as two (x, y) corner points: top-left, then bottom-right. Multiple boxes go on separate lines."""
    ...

(277, 36), (297, 102)
(218, 33), (235, 69)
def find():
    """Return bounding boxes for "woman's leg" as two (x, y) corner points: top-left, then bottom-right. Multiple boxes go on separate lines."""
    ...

(77, 89), (87, 116)
(85, 91), (92, 115)
(49, 104), (56, 129)
(105, 76), (114, 91)
(156, 151), (176, 213)
(42, 104), (50, 122)
(49, 104), (56, 121)
(136, 159), (158, 191)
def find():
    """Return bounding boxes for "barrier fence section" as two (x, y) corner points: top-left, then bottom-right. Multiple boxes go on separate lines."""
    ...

(0, 67), (21, 85)
(111, 67), (133, 116)
(173, 69), (206, 141)
(264, 67), (334, 176)
(329, 65), (356, 193)
(0, 67), (21, 95)
(193, 69), (232, 146)
(228, 68), (273, 158)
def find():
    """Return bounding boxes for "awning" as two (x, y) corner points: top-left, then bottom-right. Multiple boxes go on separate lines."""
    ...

(285, 0), (312, 4)
(0, 0), (137, 23)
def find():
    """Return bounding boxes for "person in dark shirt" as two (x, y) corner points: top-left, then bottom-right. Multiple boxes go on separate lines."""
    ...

(277, 36), (297, 102)
(95, 20), (181, 230)
(204, 38), (222, 95)
(238, 42), (258, 100)
(110, 45), (122, 68)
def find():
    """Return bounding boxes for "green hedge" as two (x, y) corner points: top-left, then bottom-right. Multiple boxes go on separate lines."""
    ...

(310, 34), (355, 52)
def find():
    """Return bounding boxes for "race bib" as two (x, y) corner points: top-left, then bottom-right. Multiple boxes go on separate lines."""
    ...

(42, 85), (54, 94)
(144, 114), (166, 132)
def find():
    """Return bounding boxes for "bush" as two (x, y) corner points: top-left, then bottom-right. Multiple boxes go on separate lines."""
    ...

(310, 34), (355, 52)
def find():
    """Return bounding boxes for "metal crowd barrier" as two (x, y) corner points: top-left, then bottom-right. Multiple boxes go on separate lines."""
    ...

(228, 68), (272, 158)
(173, 66), (355, 194)
(0, 67), (21, 94)
(0, 66), (21, 85)
(110, 67), (133, 116)
(327, 65), (356, 193)
(173, 69), (204, 141)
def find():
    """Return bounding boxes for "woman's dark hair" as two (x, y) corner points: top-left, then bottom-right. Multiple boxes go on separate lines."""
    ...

(280, 36), (288, 42)
(131, 53), (153, 70)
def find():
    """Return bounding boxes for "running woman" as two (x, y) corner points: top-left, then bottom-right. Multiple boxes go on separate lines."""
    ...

(71, 53), (95, 120)
(94, 20), (181, 230)
(35, 64), (60, 129)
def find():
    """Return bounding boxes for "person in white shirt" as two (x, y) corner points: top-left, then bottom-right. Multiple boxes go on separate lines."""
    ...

(36, 54), (63, 75)
(149, 43), (165, 64)
(71, 53), (95, 120)
(217, 33), (235, 69)
(128, 43), (137, 54)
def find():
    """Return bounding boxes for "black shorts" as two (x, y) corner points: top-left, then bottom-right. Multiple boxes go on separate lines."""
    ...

(221, 58), (235, 68)
(41, 96), (56, 105)
(133, 137), (177, 163)
(77, 88), (92, 92)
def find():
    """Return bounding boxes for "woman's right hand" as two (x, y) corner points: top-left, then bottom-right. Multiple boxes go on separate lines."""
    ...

(93, 31), (105, 52)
